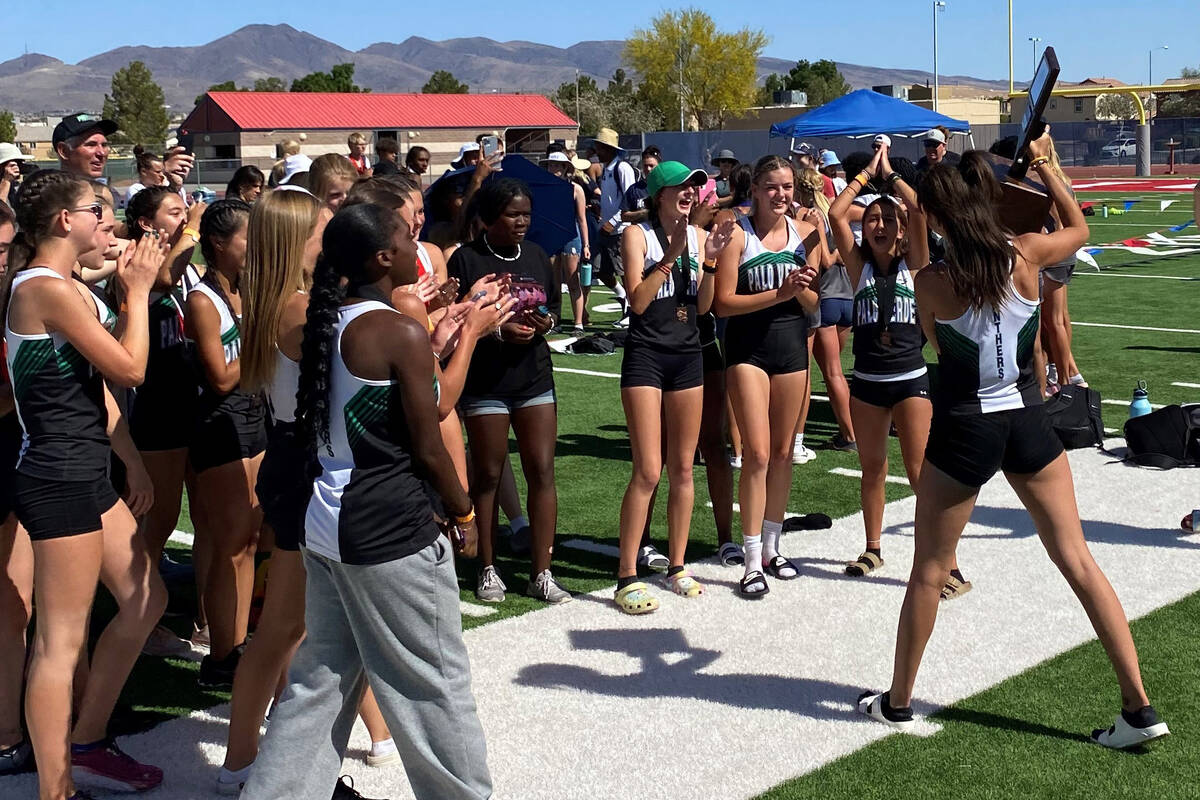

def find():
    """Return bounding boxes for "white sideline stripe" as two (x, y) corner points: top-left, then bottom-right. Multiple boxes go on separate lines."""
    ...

(15, 446), (1199, 800)
(705, 501), (809, 517)
(1074, 272), (1197, 280)
(460, 602), (498, 619)
(1103, 398), (1164, 411)
(1105, 428), (1121, 435)
(827, 467), (911, 486)
(1073, 321), (1200, 335)
(554, 366), (619, 378)
(1171, 382), (1200, 389)
(168, 529), (194, 547)
(559, 538), (621, 558)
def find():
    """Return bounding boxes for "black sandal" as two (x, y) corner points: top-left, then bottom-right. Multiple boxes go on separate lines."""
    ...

(763, 555), (799, 580)
(739, 570), (770, 598)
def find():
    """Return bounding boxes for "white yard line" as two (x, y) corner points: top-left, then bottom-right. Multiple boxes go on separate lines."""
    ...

(553, 366), (620, 378)
(1073, 272), (1198, 280)
(1103, 398), (1164, 411)
(20, 447), (1197, 800)
(168, 529), (194, 547)
(459, 602), (498, 618)
(828, 467), (911, 486)
(1073, 321), (1200, 335)
(559, 538), (622, 558)
(1171, 382), (1200, 389)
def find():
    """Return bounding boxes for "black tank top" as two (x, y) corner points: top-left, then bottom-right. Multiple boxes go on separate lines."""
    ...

(627, 222), (701, 352)
(5, 268), (110, 480)
(851, 257), (927, 380)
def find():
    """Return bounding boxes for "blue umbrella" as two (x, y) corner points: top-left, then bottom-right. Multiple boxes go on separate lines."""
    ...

(423, 156), (575, 256)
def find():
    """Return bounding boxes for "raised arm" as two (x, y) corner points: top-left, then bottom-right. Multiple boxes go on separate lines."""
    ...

(829, 150), (882, 285)
(1013, 130), (1088, 268)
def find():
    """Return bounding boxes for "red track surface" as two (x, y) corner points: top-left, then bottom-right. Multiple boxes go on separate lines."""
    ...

(1073, 177), (1198, 192)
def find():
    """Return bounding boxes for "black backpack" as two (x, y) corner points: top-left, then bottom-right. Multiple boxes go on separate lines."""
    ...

(1044, 385), (1105, 449)
(1123, 404), (1200, 469)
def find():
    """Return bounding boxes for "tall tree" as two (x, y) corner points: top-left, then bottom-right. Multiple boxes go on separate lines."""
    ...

(625, 9), (768, 130)
(782, 59), (850, 107)
(0, 110), (16, 144)
(1157, 66), (1200, 118)
(608, 69), (634, 97)
(102, 61), (169, 146)
(551, 74), (664, 137)
(756, 73), (788, 106)
(291, 63), (366, 93)
(1096, 93), (1138, 120)
(422, 70), (469, 94)
(253, 77), (288, 92)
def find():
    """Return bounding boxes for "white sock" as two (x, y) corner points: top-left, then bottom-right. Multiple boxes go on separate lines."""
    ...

(509, 514), (528, 531)
(218, 763), (253, 784)
(614, 283), (628, 301)
(762, 520), (783, 561)
(1068, 373), (1086, 386)
(370, 738), (397, 758)
(743, 534), (762, 576)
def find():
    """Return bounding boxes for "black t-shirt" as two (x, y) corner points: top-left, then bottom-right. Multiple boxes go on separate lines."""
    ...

(374, 159), (400, 176)
(624, 179), (649, 215)
(448, 237), (561, 400)
(916, 150), (961, 175)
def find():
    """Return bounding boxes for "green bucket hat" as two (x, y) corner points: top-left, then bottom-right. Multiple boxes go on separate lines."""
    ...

(646, 160), (708, 200)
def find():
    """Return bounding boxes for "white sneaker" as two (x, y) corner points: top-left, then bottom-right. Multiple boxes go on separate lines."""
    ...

(730, 455), (742, 469)
(637, 544), (670, 571)
(1091, 708), (1170, 749)
(366, 738), (401, 767)
(857, 691), (915, 732)
(792, 438), (816, 465)
(612, 315), (630, 328)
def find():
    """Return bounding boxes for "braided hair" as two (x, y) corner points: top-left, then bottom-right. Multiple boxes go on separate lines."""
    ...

(295, 203), (401, 474)
(198, 198), (251, 327)
(1, 170), (91, 322)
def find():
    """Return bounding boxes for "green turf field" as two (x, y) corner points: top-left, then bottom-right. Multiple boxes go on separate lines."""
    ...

(111, 189), (1199, 795)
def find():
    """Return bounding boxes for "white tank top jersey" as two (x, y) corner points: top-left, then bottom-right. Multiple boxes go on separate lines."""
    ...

(189, 281), (240, 365)
(269, 349), (300, 424)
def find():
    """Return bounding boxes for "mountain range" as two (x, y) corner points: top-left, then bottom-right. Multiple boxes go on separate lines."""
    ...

(0, 23), (1011, 116)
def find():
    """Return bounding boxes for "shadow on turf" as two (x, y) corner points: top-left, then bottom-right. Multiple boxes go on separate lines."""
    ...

(934, 706), (1093, 745)
(882, 505), (1200, 550)
(514, 627), (861, 720)
(1124, 345), (1200, 354)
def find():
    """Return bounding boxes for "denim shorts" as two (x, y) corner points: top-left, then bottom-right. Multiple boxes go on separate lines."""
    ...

(460, 390), (557, 417)
(559, 235), (583, 257)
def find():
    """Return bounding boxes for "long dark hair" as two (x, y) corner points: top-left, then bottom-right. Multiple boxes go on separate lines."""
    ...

(2, 170), (91, 322)
(125, 185), (175, 239)
(295, 203), (401, 472)
(729, 163), (753, 207)
(956, 150), (1003, 207)
(225, 165), (265, 202)
(917, 163), (1014, 309)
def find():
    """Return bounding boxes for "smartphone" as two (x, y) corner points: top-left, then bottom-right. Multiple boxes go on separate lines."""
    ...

(481, 135), (500, 159)
(177, 132), (195, 156)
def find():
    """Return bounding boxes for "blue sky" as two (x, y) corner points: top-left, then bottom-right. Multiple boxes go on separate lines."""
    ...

(3, 1), (1196, 86)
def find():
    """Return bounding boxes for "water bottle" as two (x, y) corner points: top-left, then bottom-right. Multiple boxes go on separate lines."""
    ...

(1129, 380), (1152, 418)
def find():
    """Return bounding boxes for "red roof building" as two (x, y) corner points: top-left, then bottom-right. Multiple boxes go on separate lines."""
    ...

(182, 91), (579, 182)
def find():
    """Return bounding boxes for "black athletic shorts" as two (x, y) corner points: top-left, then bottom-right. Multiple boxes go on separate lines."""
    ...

(256, 421), (309, 552)
(724, 323), (809, 376)
(594, 232), (623, 282)
(925, 404), (1064, 488)
(701, 339), (724, 375)
(851, 374), (931, 409)
(190, 393), (268, 473)
(0, 413), (23, 521)
(14, 471), (121, 541)
(621, 345), (703, 391)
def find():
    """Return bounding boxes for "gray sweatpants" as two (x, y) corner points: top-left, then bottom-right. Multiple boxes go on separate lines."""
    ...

(240, 540), (492, 800)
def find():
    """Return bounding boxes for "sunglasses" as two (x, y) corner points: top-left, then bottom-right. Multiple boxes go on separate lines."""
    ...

(72, 203), (103, 220)
(923, 140), (942, 148)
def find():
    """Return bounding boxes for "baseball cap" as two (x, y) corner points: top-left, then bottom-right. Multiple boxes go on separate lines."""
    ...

(923, 129), (947, 146)
(646, 160), (708, 199)
(819, 150), (841, 168)
(873, 134), (892, 148)
(790, 142), (818, 159)
(539, 152), (571, 165)
(52, 113), (118, 148)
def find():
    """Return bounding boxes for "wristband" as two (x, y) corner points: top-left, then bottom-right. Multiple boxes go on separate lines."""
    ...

(1029, 156), (1051, 169)
(854, 172), (870, 189)
(453, 508), (476, 525)
(182, 227), (200, 243)
(703, 257), (717, 268)
(702, 265), (717, 275)
(657, 263), (672, 278)
(886, 172), (903, 184)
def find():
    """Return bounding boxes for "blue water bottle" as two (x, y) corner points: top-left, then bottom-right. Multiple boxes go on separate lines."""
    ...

(1129, 380), (1152, 418)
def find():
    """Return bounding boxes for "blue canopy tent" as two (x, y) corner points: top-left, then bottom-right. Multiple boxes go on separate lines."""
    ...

(769, 89), (971, 139)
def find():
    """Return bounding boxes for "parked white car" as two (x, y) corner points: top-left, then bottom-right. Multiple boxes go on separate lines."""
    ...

(1102, 138), (1137, 158)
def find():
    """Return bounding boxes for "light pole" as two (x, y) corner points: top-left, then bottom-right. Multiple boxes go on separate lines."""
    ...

(1008, 0), (1014, 96)
(1028, 36), (1042, 76)
(933, 1), (946, 112)
(1148, 44), (1168, 86)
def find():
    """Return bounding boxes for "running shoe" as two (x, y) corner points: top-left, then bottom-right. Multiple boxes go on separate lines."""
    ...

(190, 622), (211, 652)
(215, 766), (249, 796)
(637, 544), (670, 572)
(729, 454), (742, 469)
(333, 775), (389, 799)
(526, 569), (573, 604)
(141, 623), (192, 659)
(572, 325), (586, 336)
(199, 643), (246, 690)
(829, 434), (857, 452)
(612, 315), (630, 328)
(475, 566), (507, 603)
(792, 438), (816, 465)
(0, 738), (32, 774)
(856, 691), (915, 733)
(1091, 706), (1170, 749)
(71, 738), (163, 792)
(366, 737), (401, 767)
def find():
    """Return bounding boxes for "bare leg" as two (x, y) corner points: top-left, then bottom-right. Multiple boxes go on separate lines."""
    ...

(357, 687), (392, 746)
(663, 387), (704, 567)
(850, 397), (892, 553)
(727, 365), (772, 538)
(510, 403), (559, 577)
(137, 448), (188, 561)
(765, 371), (808, 523)
(790, 336), (815, 446)
(439, 410), (470, 492)
(813, 325), (854, 441)
(889, 463), (979, 707)
(464, 413), (513, 571)
(617, 387), (663, 580)
(698, 369), (734, 545)
(1006, 455), (1150, 710)
(0, 516), (32, 749)
(72, 501), (168, 744)
(563, 253), (583, 328)
(497, 457), (524, 525)
(27, 530), (104, 800)
(223, 546), (306, 771)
